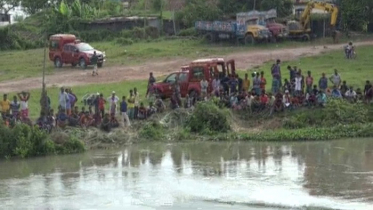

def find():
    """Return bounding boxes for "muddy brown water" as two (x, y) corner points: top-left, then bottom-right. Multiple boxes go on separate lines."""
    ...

(1, 139), (373, 210)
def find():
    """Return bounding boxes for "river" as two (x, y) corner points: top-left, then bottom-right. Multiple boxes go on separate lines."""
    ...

(1, 139), (373, 210)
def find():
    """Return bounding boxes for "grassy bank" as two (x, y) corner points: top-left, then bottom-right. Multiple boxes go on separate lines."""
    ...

(71, 99), (373, 149)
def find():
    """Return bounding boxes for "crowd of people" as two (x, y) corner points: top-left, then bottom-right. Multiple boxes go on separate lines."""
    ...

(152, 59), (372, 115)
(1, 52), (372, 133)
(0, 85), (166, 132)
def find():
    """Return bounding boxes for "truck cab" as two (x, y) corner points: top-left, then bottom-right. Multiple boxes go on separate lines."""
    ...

(237, 12), (272, 44)
(265, 17), (288, 40)
(259, 9), (288, 41)
(49, 34), (106, 69)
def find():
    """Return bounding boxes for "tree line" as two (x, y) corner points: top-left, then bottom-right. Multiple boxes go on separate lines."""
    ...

(0, 0), (372, 31)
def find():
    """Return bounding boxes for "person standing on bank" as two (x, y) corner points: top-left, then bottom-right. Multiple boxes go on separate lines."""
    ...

(91, 51), (98, 76)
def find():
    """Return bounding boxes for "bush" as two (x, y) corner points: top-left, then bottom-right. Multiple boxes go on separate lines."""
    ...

(187, 101), (231, 134)
(120, 26), (160, 40)
(78, 29), (118, 42)
(283, 99), (370, 129)
(116, 37), (134, 46)
(139, 121), (165, 140)
(0, 123), (85, 159)
(178, 27), (198, 37)
(238, 123), (373, 141)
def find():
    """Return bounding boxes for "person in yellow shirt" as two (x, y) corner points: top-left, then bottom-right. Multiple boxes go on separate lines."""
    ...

(0, 94), (11, 118)
(242, 73), (251, 92)
(127, 89), (135, 120)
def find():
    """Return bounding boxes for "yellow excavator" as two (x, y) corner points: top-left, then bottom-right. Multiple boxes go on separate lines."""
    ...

(288, 1), (339, 42)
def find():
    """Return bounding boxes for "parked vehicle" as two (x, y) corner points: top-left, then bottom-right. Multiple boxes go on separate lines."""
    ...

(257, 9), (288, 41)
(152, 58), (236, 99)
(49, 34), (106, 69)
(195, 11), (272, 45)
(288, 1), (339, 41)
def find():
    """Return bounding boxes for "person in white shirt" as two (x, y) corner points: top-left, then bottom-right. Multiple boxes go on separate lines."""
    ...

(245, 92), (254, 112)
(200, 77), (209, 99)
(294, 73), (303, 96)
(17, 91), (30, 118)
(212, 76), (220, 96)
(58, 87), (69, 112)
(283, 90), (292, 108)
(107, 91), (120, 115)
(329, 69), (342, 87)
(344, 86), (357, 102)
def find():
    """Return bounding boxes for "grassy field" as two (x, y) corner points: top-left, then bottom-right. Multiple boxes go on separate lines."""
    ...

(7, 45), (372, 120)
(0, 37), (352, 82)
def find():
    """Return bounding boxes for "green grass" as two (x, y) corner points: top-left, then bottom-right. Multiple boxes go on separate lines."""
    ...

(0, 37), (360, 82)
(8, 45), (373, 121)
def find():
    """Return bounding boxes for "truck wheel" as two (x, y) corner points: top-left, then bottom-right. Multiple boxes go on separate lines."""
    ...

(97, 63), (103, 68)
(204, 33), (216, 43)
(79, 58), (87, 69)
(54, 57), (62, 68)
(302, 34), (310, 42)
(244, 34), (255, 45)
(270, 36), (277, 43)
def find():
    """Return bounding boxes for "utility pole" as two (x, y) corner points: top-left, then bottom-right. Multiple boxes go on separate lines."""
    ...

(41, 1), (49, 115)
(144, 0), (147, 38)
(253, 0), (256, 10)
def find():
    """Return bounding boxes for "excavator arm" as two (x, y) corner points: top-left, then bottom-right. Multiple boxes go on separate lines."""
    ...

(300, 1), (339, 31)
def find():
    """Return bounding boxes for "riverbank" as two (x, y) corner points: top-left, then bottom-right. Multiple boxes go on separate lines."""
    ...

(60, 99), (373, 150)
(2, 99), (372, 159)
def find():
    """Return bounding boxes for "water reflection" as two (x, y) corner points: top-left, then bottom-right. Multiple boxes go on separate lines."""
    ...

(0, 140), (373, 209)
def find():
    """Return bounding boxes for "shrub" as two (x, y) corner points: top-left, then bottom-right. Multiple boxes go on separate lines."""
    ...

(139, 121), (165, 140)
(239, 123), (373, 141)
(178, 27), (198, 37)
(187, 101), (231, 134)
(116, 37), (134, 46)
(283, 99), (370, 129)
(120, 26), (160, 41)
(0, 123), (85, 159)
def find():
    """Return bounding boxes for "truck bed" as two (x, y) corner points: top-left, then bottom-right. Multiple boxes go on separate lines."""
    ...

(195, 21), (237, 33)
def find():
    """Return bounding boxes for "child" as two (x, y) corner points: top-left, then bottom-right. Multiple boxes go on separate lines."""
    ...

(138, 102), (147, 119)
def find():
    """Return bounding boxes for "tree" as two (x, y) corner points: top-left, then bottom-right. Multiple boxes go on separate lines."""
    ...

(0, 0), (20, 23)
(260, 0), (293, 17)
(21, 0), (48, 15)
(176, 0), (222, 27)
(340, 0), (368, 31)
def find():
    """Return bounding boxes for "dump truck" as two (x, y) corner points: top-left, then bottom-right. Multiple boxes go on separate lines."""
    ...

(195, 11), (272, 45)
(257, 9), (288, 41)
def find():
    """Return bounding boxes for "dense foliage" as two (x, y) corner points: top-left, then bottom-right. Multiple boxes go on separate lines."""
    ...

(283, 99), (373, 129)
(238, 123), (373, 141)
(187, 101), (231, 134)
(0, 123), (85, 159)
(139, 121), (165, 141)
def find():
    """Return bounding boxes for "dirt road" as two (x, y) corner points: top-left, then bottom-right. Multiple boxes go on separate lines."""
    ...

(1, 41), (372, 93)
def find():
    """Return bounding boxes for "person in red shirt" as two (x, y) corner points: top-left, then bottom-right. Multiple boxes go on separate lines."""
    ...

(259, 91), (268, 110)
(260, 71), (267, 93)
(79, 112), (94, 128)
(98, 93), (106, 117)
